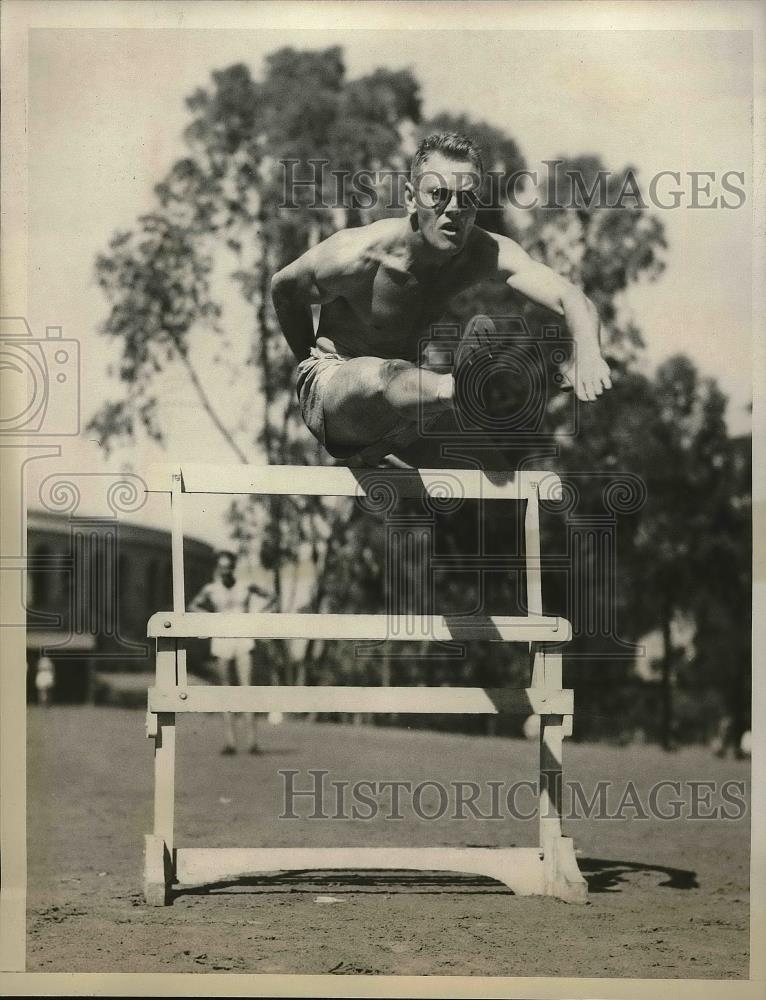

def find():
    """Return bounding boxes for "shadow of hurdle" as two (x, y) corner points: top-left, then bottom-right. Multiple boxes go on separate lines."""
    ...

(172, 870), (517, 898)
(169, 856), (698, 901)
(579, 856), (699, 893)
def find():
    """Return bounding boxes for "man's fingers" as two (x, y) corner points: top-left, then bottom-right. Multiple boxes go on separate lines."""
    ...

(565, 363), (612, 400)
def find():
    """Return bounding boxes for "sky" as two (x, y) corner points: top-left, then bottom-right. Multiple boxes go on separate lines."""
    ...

(22, 27), (754, 545)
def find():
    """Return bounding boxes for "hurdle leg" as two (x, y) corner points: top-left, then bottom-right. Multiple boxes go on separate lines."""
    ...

(532, 647), (587, 903)
(144, 638), (177, 905)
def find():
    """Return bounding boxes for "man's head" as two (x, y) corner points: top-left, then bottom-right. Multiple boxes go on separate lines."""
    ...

(214, 550), (237, 583)
(405, 132), (484, 253)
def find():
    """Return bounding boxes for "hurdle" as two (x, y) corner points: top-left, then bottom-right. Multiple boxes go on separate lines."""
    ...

(142, 463), (587, 905)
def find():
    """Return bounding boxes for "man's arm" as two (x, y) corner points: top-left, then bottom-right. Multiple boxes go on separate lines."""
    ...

(491, 234), (612, 403)
(248, 582), (278, 611)
(270, 232), (353, 363)
(188, 584), (213, 612)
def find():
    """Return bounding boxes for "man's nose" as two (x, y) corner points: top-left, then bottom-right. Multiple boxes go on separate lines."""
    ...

(440, 197), (462, 219)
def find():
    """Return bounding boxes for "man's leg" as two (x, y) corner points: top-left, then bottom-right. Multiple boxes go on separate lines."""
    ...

(319, 317), (550, 469)
(321, 357), (453, 457)
(212, 657), (237, 754)
(234, 647), (258, 754)
(348, 316), (552, 471)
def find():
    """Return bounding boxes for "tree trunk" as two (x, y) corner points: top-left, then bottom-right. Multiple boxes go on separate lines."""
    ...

(660, 612), (675, 751)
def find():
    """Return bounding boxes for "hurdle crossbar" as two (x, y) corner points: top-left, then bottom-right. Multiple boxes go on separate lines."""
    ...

(148, 611), (571, 642)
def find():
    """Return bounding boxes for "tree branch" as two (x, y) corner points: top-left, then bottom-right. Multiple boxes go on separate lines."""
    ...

(175, 346), (252, 464)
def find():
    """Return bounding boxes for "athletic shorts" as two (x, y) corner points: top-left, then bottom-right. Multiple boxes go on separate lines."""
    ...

(210, 637), (254, 661)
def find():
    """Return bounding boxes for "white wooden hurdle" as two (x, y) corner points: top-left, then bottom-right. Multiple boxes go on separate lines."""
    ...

(142, 463), (587, 905)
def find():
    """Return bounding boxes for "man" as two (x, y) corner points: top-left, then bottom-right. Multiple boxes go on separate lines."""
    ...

(188, 550), (275, 755)
(35, 654), (55, 707)
(272, 132), (612, 468)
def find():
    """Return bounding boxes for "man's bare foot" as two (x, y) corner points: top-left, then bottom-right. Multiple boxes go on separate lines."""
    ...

(453, 315), (544, 431)
(453, 315), (499, 428)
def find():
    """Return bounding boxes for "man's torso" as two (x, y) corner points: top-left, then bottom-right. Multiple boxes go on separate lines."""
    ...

(315, 219), (500, 361)
(202, 579), (253, 614)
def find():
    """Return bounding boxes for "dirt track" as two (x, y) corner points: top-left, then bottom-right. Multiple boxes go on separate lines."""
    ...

(26, 706), (750, 977)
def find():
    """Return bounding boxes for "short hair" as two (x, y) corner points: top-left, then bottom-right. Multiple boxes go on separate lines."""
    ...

(411, 132), (484, 183)
(216, 549), (237, 565)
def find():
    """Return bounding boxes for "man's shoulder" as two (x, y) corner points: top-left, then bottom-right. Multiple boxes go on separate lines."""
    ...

(467, 226), (523, 255)
(463, 227), (529, 275)
(315, 219), (404, 276)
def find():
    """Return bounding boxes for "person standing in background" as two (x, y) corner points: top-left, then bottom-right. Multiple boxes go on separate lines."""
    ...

(188, 550), (275, 755)
(35, 655), (55, 706)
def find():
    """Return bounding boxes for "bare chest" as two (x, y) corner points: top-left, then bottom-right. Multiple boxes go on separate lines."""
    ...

(348, 263), (465, 336)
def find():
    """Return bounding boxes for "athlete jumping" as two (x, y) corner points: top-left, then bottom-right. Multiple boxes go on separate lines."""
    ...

(272, 132), (612, 468)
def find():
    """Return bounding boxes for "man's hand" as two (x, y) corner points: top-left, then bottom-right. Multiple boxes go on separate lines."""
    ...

(557, 349), (613, 402)
(492, 233), (613, 404)
(248, 582), (278, 611)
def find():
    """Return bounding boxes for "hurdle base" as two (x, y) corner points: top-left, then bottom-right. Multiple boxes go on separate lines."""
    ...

(143, 834), (174, 907)
(543, 835), (588, 904)
(142, 844), (588, 905)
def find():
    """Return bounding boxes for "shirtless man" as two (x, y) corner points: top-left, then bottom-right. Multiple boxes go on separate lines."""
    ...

(189, 550), (275, 755)
(271, 131), (612, 468)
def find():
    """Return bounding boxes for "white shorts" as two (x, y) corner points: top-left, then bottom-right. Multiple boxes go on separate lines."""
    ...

(210, 637), (254, 661)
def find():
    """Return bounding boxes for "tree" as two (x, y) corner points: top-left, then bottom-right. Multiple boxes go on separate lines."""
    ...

(91, 51), (421, 630)
(590, 356), (744, 749)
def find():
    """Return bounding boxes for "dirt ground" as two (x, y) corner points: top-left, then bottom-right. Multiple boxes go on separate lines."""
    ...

(26, 706), (750, 978)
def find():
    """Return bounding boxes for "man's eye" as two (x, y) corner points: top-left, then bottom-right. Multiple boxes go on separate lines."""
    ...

(429, 188), (478, 208)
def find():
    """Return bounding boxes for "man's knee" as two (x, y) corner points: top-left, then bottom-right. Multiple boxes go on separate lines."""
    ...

(337, 359), (414, 411)
(209, 657), (228, 685)
(360, 359), (414, 402)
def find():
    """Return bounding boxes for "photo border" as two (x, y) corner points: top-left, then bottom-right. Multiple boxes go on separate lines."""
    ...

(1, 2), (764, 997)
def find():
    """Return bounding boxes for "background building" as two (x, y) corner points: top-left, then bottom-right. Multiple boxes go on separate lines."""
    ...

(26, 509), (215, 703)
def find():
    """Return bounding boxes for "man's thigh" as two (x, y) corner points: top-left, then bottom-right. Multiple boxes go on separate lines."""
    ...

(322, 356), (419, 450)
(210, 653), (254, 689)
(210, 656), (235, 685)
(233, 650), (254, 687)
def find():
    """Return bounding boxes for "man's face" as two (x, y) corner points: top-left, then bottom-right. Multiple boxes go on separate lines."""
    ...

(406, 152), (480, 253)
(216, 555), (236, 582)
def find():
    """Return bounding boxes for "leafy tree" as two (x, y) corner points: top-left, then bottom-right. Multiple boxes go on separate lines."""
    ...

(91, 51), (421, 628)
(637, 359), (749, 749)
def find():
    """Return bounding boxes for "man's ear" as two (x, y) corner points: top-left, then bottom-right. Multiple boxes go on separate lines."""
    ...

(404, 180), (417, 218)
